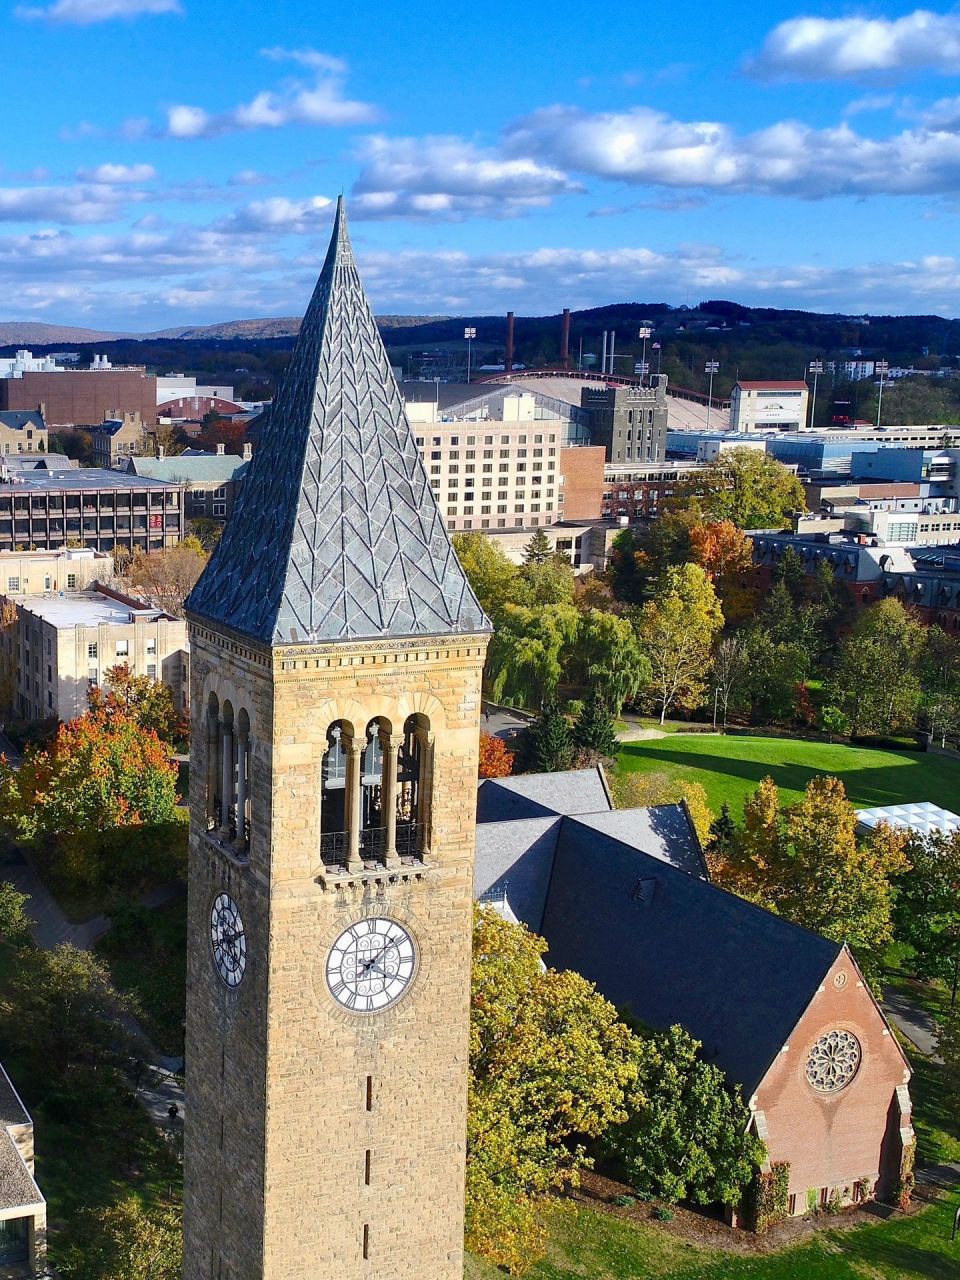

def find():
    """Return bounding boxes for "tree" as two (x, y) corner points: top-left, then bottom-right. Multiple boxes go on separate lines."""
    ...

(829, 599), (924, 736)
(919, 626), (960, 746)
(607, 528), (649, 605)
(514, 556), (576, 608)
(88, 663), (183, 744)
(738, 627), (809, 726)
(70, 1197), (182, 1280)
(937, 1002), (960, 1102)
(688, 519), (754, 596)
(530, 700), (574, 773)
(196, 416), (247, 455)
(710, 634), (749, 728)
(487, 604), (579, 708)
(821, 705), (851, 742)
(126, 540), (209, 617)
(453, 532), (518, 621)
(575, 609), (651, 711)
(467, 907), (636, 1273)
(604, 1024), (765, 1206)
(478, 733), (514, 779)
(0, 711), (182, 891)
(894, 830), (960, 1004)
(773, 545), (807, 604)
(522, 528), (552, 565)
(610, 771), (714, 849)
(0, 881), (30, 946)
(0, 943), (137, 1079)
(714, 777), (909, 984)
(572, 690), (619, 761)
(644, 506), (702, 579)
(636, 564), (723, 724)
(699, 447), (805, 530)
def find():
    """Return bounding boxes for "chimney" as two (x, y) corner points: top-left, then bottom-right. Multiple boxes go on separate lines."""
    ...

(560, 308), (571, 369)
(505, 311), (515, 373)
(158, 445), (166, 460)
(216, 442), (226, 456)
(601, 331), (608, 373)
(609, 330), (616, 376)
(242, 442), (252, 460)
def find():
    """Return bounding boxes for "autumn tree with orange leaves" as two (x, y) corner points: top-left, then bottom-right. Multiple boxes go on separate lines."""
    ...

(0, 710), (183, 893)
(479, 733), (514, 779)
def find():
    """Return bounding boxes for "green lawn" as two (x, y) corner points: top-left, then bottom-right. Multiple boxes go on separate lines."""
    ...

(466, 1189), (960, 1279)
(617, 735), (960, 817)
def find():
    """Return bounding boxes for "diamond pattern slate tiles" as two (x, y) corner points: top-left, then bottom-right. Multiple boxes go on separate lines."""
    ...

(187, 197), (489, 645)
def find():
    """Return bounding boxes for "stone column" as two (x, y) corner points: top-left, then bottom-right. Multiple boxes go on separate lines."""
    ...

(344, 734), (364, 872)
(235, 730), (248, 851)
(381, 731), (402, 869)
(219, 720), (234, 836)
(416, 729), (435, 859)
(206, 710), (219, 828)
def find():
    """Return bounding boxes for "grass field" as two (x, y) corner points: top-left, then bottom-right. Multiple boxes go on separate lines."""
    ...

(465, 1189), (960, 1280)
(617, 734), (960, 817)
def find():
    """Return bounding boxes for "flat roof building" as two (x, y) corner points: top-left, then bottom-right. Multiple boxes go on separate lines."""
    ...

(731, 381), (809, 432)
(2, 583), (188, 722)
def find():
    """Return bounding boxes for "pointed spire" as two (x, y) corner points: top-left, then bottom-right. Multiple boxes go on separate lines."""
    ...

(187, 200), (489, 645)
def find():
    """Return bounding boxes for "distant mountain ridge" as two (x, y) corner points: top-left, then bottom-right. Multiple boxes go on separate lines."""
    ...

(0, 314), (452, 345)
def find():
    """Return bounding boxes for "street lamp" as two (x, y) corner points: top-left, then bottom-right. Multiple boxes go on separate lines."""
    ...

(638, 326), (652, 383)
(652, 341), (662, 376)
(808, 360), (823, 428)
(464, 326), (476, 384)
(705, 360), (719, 431)
(875, 360), (889, 427)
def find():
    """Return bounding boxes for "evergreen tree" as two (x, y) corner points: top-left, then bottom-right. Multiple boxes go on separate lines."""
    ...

(572, 691), (618, 760)
(531, 700), (574, 773)
(523, 528), (552, 565)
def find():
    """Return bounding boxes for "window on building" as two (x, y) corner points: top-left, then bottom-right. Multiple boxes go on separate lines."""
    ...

(497, 504), (507, 514)
(88, 669), (98, 685)
(450, 437), (459, 446)
(430, 451), (441, 461)
(484, 435), (494, 445)
(482, 463), (492, 473)
(448, 464), (458, 473)
(213, 503), (226, 517)
(147, 664), (157, 678)
(430, 480), (440, 490)
(6, 577), (19, 592)
(66, 573), (77, 589)
(194, 489), (207, 501)
(116, 639), (129, 657)
(88, 642), (98, 658)
(147, 638), (157, 655)
(430, 465), (440, 475)
(483, 449), (493, 459)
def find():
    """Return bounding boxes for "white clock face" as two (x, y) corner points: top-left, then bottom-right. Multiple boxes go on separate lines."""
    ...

(326, 917), (416, 1013)
(210, 892), (246, 988)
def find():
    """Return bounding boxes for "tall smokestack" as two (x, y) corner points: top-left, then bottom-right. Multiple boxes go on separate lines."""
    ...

(601, 330), (608, 374)
(560, 308), (571, 369)
(505, 311), (515, 373)
(609, 330), (616, 376)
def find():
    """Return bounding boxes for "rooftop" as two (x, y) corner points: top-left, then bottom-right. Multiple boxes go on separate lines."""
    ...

(735, 380), (809, 391)
(0, 467), (178, 492)
(127, 454), (249, 484)
(856, 802), (960, 837)
(13, 588), (170, 628)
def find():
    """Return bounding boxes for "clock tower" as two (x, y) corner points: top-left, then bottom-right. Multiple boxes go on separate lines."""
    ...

(182, 199), (490, 1280)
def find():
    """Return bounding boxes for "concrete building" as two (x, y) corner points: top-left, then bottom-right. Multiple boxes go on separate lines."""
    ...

(0, 412), (47, 458)
(157, 394), (245, 422)
(156, 374), (235, 404)
(0, 467), (184, 555)
(580, 378), (668, 463)
(125, 445), (251, 523)
(406, 394), (567, 530)
(0, 350), (61, 379)
(0, 1063), (45, 1276)
(731, 381), (810, 432)
(0, 366), (157, 428)
(3, 583), (188, 722)
(0, 548), (113, 597)
(475, 771), (913, 1219)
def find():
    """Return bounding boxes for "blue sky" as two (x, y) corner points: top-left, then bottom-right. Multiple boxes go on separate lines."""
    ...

(5, 0), (960, 327)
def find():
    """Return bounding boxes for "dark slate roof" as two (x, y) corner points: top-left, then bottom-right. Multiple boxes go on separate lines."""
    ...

(0, 411), (43, 432)
(0, 1129), (42, 1214)
(540, 825), (841, 1095)
(187, 197), (489, 645)
(476, 767), (611, 823)
(475, 816), (561, 932)
(571, 806), (706, 878)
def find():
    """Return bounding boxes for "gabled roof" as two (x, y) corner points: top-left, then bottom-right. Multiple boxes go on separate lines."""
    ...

(126, 454), (248, 484)
(477, 767), (611, 823)
(187, 197), (489, 645)
(0, 410), (43, 432)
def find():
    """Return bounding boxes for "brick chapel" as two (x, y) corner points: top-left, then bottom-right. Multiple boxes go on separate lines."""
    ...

(182, 198), (491, 1279)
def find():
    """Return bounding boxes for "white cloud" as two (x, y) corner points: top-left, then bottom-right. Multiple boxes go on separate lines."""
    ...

(749, 10), (960, 81)
(161, 47), (377, 140)
(217, 195), (334, 234)
(76, 162), (156, 183)
(0, 184), (131, 224)
(16, 0), (180, 23)
(504, 104), (960, 198)
(351, 134), (580, 219)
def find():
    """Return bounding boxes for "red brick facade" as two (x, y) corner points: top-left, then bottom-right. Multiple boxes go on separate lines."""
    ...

(754, 950), (912, 1211)
(558, 445), (605, 520)
(0, 371), (158, 427)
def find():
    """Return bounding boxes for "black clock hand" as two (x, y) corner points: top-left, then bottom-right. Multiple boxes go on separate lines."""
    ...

(361, 937), (400, 975)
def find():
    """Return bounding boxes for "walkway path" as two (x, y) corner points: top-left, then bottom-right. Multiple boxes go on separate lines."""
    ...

(882, 984), (942, 1062)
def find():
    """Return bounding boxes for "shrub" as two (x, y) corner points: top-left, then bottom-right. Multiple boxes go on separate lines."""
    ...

(744, 1161), (791, 1233)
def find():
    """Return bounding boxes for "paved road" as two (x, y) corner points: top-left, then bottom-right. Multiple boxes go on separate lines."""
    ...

(481, 702), (534, 741)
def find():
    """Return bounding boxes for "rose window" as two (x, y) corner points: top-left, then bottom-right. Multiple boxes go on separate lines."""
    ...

(805, 1030), (861, 1094)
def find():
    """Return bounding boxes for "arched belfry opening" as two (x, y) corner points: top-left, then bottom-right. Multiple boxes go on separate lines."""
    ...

(204, 692), (252, 859)
(318, 712), (431, 873)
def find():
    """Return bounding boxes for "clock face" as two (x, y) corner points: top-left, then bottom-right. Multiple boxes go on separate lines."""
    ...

(210, 892), (246, 988)
(326, 917), (417, 1013)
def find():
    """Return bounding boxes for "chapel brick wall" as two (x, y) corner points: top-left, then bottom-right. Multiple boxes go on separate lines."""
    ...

(183, 620), (488, 1280)
(755, 951), (911, 1207)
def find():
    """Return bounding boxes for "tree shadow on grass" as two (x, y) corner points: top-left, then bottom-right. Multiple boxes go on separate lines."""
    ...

(618, 742), (956, 812)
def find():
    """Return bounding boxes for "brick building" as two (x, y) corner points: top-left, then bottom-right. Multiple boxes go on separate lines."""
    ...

(602, 461), (710, 522)
(556, 445), (605, 520)
(581, 378), (669, 463)
(0, 369), (157, 427)
(476, 771), (914, 1218)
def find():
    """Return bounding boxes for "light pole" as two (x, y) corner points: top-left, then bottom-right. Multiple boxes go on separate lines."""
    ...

(808, 360), (823, 428)
(638, 326), (651, 384)
(875, 360), (889, 427)
(705, 360), (719, 431)
(653, 341), (662, 376)
(464, 326), (476, 384)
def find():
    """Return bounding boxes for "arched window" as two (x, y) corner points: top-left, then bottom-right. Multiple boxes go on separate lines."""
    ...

(220, 700), (235, 837)
(235, 708), (251, 852)
(397, 714), (429, 859)
(321, 722), (349, 847)
(360, 718), (389, 855)
(206, 692), (220, 830)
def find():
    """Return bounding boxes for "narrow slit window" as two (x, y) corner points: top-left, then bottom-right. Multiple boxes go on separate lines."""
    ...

(365, 1075), (373, 1111)
(362, 1224), (370, 1260)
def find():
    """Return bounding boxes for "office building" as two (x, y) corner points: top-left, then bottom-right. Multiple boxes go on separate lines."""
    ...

(730, 381), (809, 432)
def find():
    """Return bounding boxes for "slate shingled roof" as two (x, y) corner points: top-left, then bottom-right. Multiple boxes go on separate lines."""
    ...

(474, 769), (842, 1096)
(187, 197), (489, 645)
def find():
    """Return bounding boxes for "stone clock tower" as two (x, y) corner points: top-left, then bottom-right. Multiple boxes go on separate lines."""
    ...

(182, 199), (490, 1280)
